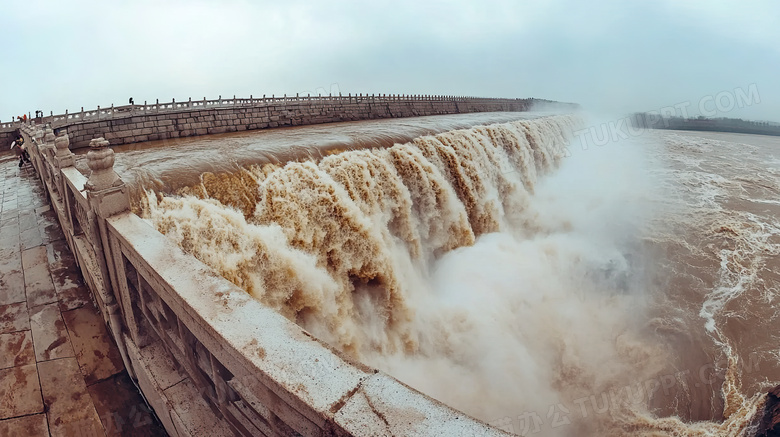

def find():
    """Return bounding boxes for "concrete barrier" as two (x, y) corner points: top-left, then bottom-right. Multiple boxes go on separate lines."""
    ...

(18, 120), (515, 436)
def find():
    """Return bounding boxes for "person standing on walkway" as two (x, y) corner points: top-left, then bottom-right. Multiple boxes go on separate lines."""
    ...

(10, 135), (31, 168)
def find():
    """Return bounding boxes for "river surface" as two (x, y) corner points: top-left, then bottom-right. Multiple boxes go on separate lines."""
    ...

(97, 113), (779, 436)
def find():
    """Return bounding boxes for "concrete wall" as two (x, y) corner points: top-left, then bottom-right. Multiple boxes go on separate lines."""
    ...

(18, 119), (515, 436)
(3, 95), (578, 152)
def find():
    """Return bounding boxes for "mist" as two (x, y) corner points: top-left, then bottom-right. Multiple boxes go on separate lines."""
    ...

(359, 114), (670, 435)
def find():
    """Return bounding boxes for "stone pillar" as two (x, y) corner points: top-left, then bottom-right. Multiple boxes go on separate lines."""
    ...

(34, 128), (44, 145)
(25, 127), (45, 183)
(54, 131), (75, 168)
(84, 136), (134, 378)
(42, 125), (56, 157)
(36, 125), (57, 187)
(85, 138), (123, 193)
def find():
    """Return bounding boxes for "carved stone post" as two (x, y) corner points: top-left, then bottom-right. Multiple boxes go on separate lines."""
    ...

(42, 125), (56, 159)
(37, 125), (58, 187)
(85, 138), (124, 194)
(43, 125), (55, 142)
(54, 131), (75, 168)
(84, 137), (135, 378)
(34, 128), (44, 145)
(18, 127), (42, 183)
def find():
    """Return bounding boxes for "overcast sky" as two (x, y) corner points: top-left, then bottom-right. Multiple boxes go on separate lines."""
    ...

(2, 0), (778, 122)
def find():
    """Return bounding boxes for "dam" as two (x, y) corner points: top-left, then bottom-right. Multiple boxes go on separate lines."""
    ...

(0, 95), (578, 436)
(1, 94), (778, 437)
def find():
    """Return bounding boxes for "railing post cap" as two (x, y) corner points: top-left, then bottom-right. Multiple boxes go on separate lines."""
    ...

(85, 137), (123, 192)
(43, 125), (56, 143)
(54, 130), (74, 163)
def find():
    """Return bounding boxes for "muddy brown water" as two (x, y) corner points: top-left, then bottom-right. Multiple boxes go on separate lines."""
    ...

(69, 114), (780, 436)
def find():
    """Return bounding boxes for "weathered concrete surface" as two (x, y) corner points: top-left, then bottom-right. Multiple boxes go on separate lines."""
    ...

(0, 159), (166, 436)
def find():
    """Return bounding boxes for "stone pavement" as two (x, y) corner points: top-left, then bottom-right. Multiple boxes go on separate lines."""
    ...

(0, 157), (167, 436)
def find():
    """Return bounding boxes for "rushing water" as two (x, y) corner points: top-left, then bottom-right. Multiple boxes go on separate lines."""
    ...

(73, 111), (551, 205)
(122, 113), (778, 436)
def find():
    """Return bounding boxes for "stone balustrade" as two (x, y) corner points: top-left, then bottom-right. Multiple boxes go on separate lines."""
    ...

(16, 122), (512, 436)
(3, 94), (578, 152)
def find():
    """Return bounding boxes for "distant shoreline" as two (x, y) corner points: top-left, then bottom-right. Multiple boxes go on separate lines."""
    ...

(654, 124), (780, 137)
(631, 114), (780, 138)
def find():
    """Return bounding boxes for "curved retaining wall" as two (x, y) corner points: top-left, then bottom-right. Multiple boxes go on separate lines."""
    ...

(17, 118), (519, 436)
(3, 94), (578, 151)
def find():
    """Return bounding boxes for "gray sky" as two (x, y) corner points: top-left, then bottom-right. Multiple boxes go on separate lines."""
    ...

(2, 0), (778, 122)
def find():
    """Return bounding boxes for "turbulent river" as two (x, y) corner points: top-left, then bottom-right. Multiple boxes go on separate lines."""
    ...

(100, 112), (779, 436)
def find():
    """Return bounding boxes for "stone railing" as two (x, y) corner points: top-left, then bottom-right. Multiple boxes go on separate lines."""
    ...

(3, 94), (539, 128)
(3, 94), (578, 152)
(18, 123), (511, 436)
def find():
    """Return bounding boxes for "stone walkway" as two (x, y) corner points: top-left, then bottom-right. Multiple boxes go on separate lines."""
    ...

(0, 158), (167, 436)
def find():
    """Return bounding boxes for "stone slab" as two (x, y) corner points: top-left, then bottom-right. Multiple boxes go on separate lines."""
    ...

(18, 211), (37, 233)
(0, 302), (29, 334)
(0, 363), (43, 419)
(20, 226), (42, 250)
(0, 248), (24, 307)
(57, 285), (92, 312)
(0, 331), (34, 370)
(24, 263), (58, 308)
(22, 246), (57, 308)
(0, 270), (25, 306)
(0, 218), (19, 236)
(0, 235), (20, 256)
(38, 358), (103, 437)
(125, 338), (178, 435)
(334, 372), (511, 437)
(46, 240), (90, 311)
(0, 413), (49, 436)
(30, 303), (74, 362)
(38, 208), (63, 245)
(46, 239), (77, 275)
(165, 378), (233, 436)
(21, 245), (47, 270)
(34, 205), (51, 215)
(0, 249), (15, 267)
(62, 305), (124, 385)
(137, 340), (186, 391)
(87, 372), (166, 436)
